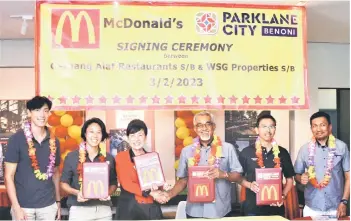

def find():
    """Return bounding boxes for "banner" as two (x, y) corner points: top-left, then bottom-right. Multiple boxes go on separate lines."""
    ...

(36, 2), (307, 110)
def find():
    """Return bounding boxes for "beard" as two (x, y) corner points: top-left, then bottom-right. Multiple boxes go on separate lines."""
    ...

(199, 132), (211, 141)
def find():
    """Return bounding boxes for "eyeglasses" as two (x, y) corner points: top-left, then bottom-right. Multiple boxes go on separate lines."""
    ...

(259, 125), (276, 130)
(195, 122), (213, 129)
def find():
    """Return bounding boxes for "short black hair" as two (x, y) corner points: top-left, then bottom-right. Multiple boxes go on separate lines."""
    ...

(310, 111), (331, 126)
(81, 118), (109, 142)
(26, 96), (52, 111)
(127, 119), (148, 136)
(256, 114), (276, 127)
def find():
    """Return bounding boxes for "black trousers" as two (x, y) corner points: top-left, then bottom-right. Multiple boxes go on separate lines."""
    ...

(0, 207), (11, 220)
(242, 201), (285, 217)
(116, 197), (163, 220)
(186, 212), (232, 219)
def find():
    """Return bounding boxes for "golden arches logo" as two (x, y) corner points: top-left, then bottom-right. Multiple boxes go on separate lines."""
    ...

(55, 11), (96, 45)
(195, 185), (209, 196)
(86, 180), (104, 196)
(142, 168), (158, 183)
(261, 185), (278, 201)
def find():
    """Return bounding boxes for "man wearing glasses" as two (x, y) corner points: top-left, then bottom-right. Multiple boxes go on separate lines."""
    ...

(238, 114), (295, 217)
(163, 111), (243, 218)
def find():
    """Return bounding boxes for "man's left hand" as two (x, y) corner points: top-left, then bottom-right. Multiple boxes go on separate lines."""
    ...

(207, 167), (224, 179)
(56, 202), (61, 220)
(337, 203), (347, 218)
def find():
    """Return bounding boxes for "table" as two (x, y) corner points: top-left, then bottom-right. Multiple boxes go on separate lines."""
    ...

(294, 216), (350, 220)
(222, 216), (288, 220)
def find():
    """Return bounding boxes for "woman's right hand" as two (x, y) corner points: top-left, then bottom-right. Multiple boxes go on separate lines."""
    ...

(77, 191), (89, 203)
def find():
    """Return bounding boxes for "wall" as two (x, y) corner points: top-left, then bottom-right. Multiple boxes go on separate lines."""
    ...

(0, 68), (35, 99)
(318, 89), (337, 110)
(0, 40), (34, 67)
(0, 40), (349, 182)
(0, 40), (35, 99)
(291, 43), (350, 162)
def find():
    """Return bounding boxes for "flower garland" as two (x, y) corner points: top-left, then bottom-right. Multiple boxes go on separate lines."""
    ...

(24, 121), (56, 180)
(308, 134), (336, 189)
(255, 137), (281, 168)
(188, 135), (222, 167)
(77, 142), (105, 190)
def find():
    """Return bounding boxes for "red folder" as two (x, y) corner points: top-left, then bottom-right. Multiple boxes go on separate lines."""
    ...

(255, 168), (282, 205)
(188, 166), (215, 203)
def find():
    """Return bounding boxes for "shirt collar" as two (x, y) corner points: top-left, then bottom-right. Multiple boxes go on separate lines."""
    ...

(43, 127), (51, 140)
(85, 146), (102, 162)
(200, 137), (214, 148)
(261, 145), (273, 154)
(129, 148), (148, 163)
(31, 127), (51, 143)
(316, 137), (329, 148)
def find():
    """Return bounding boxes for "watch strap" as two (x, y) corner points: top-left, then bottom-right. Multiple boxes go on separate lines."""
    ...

(340, 199), (348, 205)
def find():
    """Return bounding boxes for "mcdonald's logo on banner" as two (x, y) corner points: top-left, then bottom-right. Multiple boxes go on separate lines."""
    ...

(142, 168), (158, 183)
(51, 9), (100, 48)
(261, 185), (278, 201)
(195, 184), (209, 197)
(86, 180), (104, 196)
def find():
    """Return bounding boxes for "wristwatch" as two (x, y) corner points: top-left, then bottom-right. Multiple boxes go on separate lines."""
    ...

(340, 199), (348, 205)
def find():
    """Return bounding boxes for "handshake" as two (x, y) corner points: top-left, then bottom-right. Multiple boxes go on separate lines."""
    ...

(149, 183), (173, 204)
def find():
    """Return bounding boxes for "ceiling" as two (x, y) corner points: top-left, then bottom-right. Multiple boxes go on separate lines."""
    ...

(0, 0), (349, 43)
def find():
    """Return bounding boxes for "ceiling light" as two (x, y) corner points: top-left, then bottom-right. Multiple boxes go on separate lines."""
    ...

(9, 15), (34, 36)
(21, 19), (28, 35)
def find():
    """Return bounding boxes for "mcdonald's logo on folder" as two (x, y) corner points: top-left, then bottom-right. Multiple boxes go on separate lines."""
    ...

(142, 168), (158, 183)
(51, 9), (100, 48)
(261, 185), (278, 201)
(86, 180), (105, 197)
(195, 184), (209, 197)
